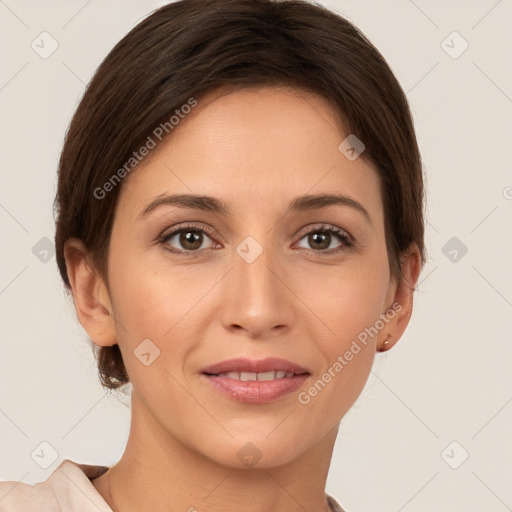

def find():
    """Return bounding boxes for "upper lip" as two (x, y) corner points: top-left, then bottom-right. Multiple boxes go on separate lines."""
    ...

(202, 357), (309, 375)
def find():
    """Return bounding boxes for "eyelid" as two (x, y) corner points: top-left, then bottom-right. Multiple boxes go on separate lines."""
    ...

(295, 222), (353, 242)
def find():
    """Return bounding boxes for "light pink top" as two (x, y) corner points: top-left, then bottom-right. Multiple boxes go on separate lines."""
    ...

(0, 459), (346, 511)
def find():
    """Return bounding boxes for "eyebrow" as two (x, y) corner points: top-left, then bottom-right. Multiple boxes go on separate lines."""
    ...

(137, 192), (372, 224)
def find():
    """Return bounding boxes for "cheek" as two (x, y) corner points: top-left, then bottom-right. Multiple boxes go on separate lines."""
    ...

(110, 231), (390, 347)
(109, 246), (207, 334)
(107, 249), (222, 384)
(298, 279), (384, 426)
(303, 249), (389, 401)
(107, 265), (199, 397)
(311, 251), (390, 342)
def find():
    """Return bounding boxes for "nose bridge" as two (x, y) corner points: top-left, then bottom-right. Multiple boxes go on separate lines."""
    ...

(235, 236), (277, 296)
(221, 230), (291, 334)
(235, 232), (281, 301)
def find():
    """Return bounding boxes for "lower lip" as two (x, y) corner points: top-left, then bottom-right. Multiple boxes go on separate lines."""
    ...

(202, 373), (309, 404)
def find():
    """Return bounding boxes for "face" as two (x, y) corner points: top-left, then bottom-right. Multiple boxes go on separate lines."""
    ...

(88, 86), (406, 468)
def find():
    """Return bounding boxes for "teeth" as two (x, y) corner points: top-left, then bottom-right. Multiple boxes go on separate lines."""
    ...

(257, 371), (275, 381)
(216, 370), (297, 381)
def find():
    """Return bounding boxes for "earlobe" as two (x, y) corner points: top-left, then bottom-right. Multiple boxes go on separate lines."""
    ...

(63, 238), (117, 347)
(378, 245), (422, 352)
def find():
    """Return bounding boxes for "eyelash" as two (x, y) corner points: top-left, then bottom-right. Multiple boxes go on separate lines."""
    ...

(157, 222), (355, 258)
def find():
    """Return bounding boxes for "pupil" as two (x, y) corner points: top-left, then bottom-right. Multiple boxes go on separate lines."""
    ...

(181, 230), (201, 249)
(311, 233), (329, 250)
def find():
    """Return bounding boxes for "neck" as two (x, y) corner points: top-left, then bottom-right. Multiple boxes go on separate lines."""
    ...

(99, 389), (337, 512)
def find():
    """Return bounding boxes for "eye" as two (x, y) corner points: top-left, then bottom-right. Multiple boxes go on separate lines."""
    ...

(158, 222), (354, 256)
(158, 223), (217, 255)
(295, 224), (354, 254)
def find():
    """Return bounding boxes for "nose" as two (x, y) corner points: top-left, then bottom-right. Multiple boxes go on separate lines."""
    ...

(220, 236), (294, 339)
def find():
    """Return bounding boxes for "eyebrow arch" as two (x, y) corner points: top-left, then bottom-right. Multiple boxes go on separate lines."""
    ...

(137, 192), (371, 224)
(289, 193), (371, 224)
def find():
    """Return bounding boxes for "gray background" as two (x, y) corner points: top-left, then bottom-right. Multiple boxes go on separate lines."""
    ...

(1, 1), (511, 511)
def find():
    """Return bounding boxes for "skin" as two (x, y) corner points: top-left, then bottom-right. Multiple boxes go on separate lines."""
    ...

(64, 85), (421, 512)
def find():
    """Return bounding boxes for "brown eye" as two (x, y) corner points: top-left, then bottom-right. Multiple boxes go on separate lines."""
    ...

(296, 226), (353, 254)
(307, 232), (334, 250)
(159, 224), (216, 254)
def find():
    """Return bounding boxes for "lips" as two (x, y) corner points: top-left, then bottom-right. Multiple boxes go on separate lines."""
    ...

(201, 357), (310, 404)
(201, 357), (309, 376)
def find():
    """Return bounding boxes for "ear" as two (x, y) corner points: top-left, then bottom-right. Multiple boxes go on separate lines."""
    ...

(377, 244), (422, 352)
(63, 238), (117, 347)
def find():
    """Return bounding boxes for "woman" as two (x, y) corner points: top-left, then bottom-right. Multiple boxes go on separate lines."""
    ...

(0, 0), (425, 510)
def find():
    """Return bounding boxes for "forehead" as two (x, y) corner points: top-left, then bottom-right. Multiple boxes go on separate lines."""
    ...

(116, 86), (383, 223)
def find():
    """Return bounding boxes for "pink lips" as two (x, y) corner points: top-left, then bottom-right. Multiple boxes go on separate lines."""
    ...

(201, 357), (310, 404)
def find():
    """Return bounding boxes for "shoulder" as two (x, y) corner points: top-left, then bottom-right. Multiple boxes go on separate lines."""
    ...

(326, 492), (347, 512)
(0, 459), (111, 512)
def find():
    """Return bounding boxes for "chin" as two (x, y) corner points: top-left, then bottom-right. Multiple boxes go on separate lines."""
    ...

(194, 432), (311, 470)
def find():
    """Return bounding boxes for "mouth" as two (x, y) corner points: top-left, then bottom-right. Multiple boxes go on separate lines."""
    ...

(201, 357), (310, 404)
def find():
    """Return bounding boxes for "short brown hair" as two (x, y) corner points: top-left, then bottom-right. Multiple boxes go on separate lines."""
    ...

(54, 0), (426, 391)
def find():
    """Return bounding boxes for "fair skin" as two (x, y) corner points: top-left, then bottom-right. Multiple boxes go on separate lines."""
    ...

(64, 86), (421, 512)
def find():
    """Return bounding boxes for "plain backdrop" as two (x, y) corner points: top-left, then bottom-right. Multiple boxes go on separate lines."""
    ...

(0, 1), (511, 511)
